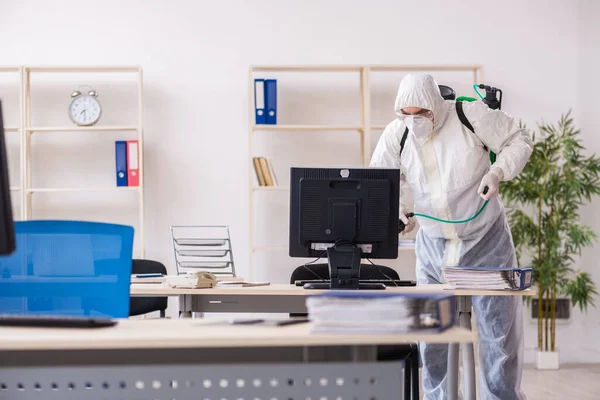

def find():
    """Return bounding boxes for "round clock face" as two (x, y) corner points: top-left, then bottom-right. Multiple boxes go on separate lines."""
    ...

(69, 95), (102, 126)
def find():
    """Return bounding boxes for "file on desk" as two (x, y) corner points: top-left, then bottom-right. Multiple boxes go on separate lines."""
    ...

(306, 292), (456, 334)
(443, 266), (533, 290)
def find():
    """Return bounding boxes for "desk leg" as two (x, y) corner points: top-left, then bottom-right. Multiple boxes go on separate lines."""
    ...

(459, 296), (476, 400)
(447, 342), (459, 400)
(179, 294), (192, 319)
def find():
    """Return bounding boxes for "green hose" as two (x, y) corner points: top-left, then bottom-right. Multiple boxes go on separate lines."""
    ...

(473, 84), (485, 100)
(409, 200), (489, 224)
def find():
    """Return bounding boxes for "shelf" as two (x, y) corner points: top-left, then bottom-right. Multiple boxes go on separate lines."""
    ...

(27, 126), (139, 133)
(9, 187), (20, 192)
(25, 66), (141, 73)
(369, 64), (482, 72)
(252, 125), (362, 132)
(27, 187), (140, 193)
(0, 66), (21, 73)
(253, 186), (290, 192)
(250, 64), (481, 73)
(370, 126), (387, 131)
(4, 127), (19, 133)
(251, 65), (362, 73)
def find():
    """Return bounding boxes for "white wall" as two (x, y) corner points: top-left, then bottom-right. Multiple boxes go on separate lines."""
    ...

(574, 0), (600, 363)
(0, 0), (597, 362)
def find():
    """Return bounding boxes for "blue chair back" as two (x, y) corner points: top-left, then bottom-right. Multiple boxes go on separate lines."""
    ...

(0, 220), (134, 318)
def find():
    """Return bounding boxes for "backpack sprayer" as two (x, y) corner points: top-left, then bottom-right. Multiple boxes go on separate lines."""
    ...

(398, 84), (503, 233)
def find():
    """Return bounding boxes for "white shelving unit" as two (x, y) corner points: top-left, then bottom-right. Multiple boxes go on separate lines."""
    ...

(0, 66), (24, 220)
(1, 65), (145, 256)
(248, 64), (483, 279)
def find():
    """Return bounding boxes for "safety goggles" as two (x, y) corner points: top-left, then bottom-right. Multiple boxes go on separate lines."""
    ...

(397, 109), (433, 121)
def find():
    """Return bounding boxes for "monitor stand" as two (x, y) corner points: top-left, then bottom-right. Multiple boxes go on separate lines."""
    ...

(303, 245), (385, 290)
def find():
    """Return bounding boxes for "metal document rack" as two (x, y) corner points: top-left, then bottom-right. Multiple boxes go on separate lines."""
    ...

(170, 225), (237, 276)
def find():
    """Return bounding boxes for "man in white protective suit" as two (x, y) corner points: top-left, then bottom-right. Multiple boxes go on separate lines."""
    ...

(369, 73), (532, 400)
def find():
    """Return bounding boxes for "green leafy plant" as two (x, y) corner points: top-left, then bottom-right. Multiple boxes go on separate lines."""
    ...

(502, 110), (600, 352)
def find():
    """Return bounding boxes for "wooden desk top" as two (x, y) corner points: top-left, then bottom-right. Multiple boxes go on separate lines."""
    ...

(0, 319), (474, 351)
(130, 283), (535, 297)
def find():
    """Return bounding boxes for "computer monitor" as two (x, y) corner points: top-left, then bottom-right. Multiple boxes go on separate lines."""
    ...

(289, 167), (400, 290)
(0, 101), (16, 255)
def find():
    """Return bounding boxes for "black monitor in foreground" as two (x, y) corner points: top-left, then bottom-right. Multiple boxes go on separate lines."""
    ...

(289, 167), (400, 290)
(0, 101), (16, 255)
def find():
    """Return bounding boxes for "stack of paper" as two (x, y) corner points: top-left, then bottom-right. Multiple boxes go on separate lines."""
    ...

(216, 281), (270, 288)
(306, 292), (455, 334)
(443, 266), (533, 290)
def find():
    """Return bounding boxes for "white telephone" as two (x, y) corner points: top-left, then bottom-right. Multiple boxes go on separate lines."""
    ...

(166, 271), (217, 289)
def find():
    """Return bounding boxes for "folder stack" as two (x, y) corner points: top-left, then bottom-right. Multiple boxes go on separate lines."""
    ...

(442, 266), (533, 290)
(306, 292), (456, 334)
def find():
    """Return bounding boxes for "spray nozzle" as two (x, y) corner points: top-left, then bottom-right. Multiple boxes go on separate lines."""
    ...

(474, 84), (503, 110)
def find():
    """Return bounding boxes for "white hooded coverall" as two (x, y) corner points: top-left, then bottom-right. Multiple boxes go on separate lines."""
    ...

(370, 74), (533, 400)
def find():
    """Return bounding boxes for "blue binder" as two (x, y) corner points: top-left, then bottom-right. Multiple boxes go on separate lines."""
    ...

(254, 79), (266, 124)
(265, 79), (277, 124)
(115, 141), (128, 187)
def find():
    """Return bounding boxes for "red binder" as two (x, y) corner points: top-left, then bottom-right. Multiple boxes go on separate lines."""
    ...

(127, 140), (139, 186)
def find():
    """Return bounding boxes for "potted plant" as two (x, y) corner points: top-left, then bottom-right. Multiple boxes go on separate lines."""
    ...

(501, 111), (600, 370)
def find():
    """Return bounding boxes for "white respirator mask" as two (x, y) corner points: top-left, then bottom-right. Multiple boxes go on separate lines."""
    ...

(404, 115), (434, 143)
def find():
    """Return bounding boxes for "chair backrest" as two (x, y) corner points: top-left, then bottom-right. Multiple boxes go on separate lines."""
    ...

(0, 220), (134, 318)
(290, 262), (400, 283)
(132, 259), (167, 275)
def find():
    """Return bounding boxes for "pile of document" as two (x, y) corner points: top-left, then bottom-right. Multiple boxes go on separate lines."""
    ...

(306, 292), (455, 334)
(443, 266), (533, 290)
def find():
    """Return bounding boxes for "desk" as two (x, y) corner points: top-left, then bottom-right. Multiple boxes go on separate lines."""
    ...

(0, 319), (473, 400)
(131, 283), (533, 400)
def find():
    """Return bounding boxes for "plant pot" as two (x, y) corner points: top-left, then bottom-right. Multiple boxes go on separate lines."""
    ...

(535, 349), (560, 370)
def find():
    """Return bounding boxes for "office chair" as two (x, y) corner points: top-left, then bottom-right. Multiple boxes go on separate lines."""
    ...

(289, 262), (420, 399)
(129, 259), (168, 318)
(0, 220), (134, 318)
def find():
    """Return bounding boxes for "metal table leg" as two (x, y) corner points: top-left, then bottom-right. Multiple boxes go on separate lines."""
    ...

(447, 342), (459, 400)
(410, 344), (420, 400)
(179, 294), (192, 319)
(459, 296), (476, 400)
(404, 358), (412, 400)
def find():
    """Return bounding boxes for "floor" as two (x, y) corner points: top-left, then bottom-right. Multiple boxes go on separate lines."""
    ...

(431, 364), (600, 399)
(520, 364), (600, 400)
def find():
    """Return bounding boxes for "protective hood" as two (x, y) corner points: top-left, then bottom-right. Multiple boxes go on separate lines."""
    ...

(394, 73), (449, 132)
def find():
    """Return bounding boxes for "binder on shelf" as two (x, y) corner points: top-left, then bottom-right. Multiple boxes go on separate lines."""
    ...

(115, 141), (128, 187)
(259, 157), (274, 186)
(127, 140), (139, 187)
(306, 291), (456, 334)
(252, 157), (267, 186)
(442, 266), (533, 290)
(265, 79), (277, 124)
(254, 79), (266, 124)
